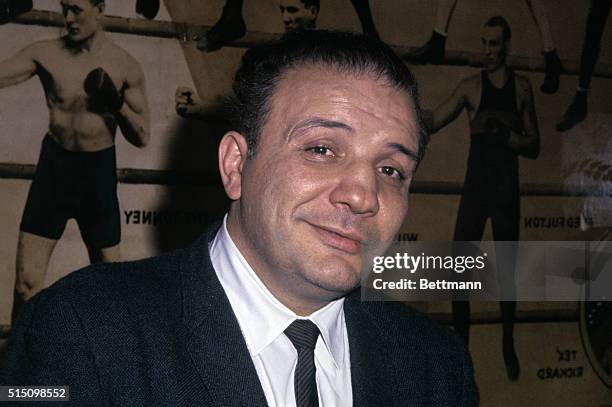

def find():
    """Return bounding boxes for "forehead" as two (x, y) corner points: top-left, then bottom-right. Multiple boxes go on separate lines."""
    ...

(266, 65), (420, 152)
(482, 25), (504, 42)
(280, 0), (307, 9)
(61, 0), (94, 8)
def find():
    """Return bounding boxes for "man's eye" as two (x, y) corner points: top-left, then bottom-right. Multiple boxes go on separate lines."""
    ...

(379, 166), (405, 180)
(306, 145), (334, 156)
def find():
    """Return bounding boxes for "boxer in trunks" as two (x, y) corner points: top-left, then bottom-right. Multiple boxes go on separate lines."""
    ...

(425, 16), (540, 381)
(0, 0), (150, 325)
(20, 135), (120, 249)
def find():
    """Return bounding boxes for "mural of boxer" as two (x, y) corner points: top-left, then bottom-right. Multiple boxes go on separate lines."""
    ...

(0, 0), (150, 325)
(424, 15), (540, 381)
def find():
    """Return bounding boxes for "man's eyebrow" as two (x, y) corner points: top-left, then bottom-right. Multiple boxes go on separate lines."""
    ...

(287, 117), (353, 140)
(387, 142), (419, 163)
(287, 119), (419, 159)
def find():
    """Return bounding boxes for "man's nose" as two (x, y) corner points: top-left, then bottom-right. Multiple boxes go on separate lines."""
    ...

(65, 11), (75, 23)
(329, 164), (379, 215)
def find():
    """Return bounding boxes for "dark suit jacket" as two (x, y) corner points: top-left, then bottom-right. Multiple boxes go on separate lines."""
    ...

(1, 222), (478, 406)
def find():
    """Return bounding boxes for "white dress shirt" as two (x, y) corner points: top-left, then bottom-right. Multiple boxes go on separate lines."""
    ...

(209, 216), (353, 407)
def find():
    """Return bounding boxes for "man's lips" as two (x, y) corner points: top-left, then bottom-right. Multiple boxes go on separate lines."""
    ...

(309, 224), (365, 255)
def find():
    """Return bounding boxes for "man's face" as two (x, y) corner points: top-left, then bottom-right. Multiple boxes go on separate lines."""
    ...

(279, 0), (318, 32)
(61, 0), (103, 43)
(482, 25), (507, 72)
(224, 66), (420, 312)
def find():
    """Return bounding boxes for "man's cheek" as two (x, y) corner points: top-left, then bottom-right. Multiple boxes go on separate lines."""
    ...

(381, 197), (409, 231)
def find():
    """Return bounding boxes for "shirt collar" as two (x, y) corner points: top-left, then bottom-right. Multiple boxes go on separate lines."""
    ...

(209, 215), (347, 368)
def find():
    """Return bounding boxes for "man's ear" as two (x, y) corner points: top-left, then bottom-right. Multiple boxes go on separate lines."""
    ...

(96, 2), (105, 18)
(308, 6), (319, 19)
(218, 131), (249, 200)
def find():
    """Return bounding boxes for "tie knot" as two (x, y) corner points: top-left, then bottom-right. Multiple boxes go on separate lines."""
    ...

(284, 320), (320, 350)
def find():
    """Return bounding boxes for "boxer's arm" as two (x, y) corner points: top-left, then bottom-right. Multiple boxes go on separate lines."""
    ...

(509, 77), (540, 159)
(116, 60), (150, 148)
(428, 78), (470, 133)
(0, 44), (37, 88)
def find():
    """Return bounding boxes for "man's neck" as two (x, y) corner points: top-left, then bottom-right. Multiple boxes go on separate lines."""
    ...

(486, 64), (509, 88)
(65, 30), (106, 54)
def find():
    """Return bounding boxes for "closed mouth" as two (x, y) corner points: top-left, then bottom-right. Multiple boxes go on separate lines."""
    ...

(309, 223), (365, 255)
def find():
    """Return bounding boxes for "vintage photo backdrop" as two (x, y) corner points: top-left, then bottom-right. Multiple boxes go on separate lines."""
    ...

(1, 0), (611, 404)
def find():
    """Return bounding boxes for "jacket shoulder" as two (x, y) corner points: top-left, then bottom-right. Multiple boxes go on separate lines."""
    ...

(346, 296), (478, 405)
(48, 246), (189, 304)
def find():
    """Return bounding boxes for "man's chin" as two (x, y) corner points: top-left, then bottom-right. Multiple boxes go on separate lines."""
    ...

(65, 34), (85, 44)
(303, 256), (364, 294)
(484, 61), (505, 72)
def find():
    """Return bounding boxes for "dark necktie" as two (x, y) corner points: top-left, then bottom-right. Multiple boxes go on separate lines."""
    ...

(284, 320), (320, 407)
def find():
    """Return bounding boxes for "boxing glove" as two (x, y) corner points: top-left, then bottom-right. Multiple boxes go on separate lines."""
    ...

(0, 0), (33, 25)
(84, 68), (123, 113)
(136, 0), (159, 20)
(483, 117), (511, 147)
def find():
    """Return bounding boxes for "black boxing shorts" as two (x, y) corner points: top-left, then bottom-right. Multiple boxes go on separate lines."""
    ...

(20, 134), (120, 249)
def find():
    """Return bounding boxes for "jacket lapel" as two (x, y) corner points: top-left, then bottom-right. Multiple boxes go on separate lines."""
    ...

(179, 224), (268, 407)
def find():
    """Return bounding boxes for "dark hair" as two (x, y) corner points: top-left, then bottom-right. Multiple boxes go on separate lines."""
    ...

(228, 30), (428, 163)
(485, 16), (511, 43)
(300, 0), (320, 12)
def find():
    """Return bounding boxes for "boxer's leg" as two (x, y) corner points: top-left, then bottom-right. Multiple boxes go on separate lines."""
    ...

(434, 0), (458, 35)
(349, 0), (379, 38)
(198, 0), (246, 53)
(452, 191), (487, 347)
(406, 0), (457, 64)
(87, 244), (120, 264)
(12, 232), (57, 324)
(14, 136), (67, 324)
(557, 0), (611, 131)
(525, 0), (561, 93)
(77, 145), (121, 265)
(491, 202), (520, 381)
(578, 0), (611, 91)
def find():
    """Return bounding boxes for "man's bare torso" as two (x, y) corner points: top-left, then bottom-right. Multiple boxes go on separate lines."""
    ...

(31, 37), (135, 152)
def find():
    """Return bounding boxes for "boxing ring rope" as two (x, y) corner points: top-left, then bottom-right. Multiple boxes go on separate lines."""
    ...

(0, 162), (597, 197)
(12, 9), (612, 78)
